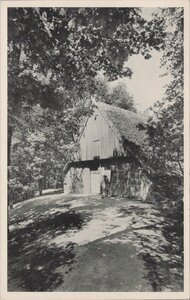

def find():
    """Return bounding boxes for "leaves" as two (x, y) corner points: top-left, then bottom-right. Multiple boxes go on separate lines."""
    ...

(94, 74), (136, 112)
(8, 7), (168, 203)
(144, 8), (184, 200)
(8, 8), (163, 109)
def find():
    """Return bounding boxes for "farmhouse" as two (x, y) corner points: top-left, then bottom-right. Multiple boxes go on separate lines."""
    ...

(64, 101), (152, 200)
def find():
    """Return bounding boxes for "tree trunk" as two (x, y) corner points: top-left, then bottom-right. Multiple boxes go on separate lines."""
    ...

(55, 173), (59, 189)
(46, 177), (48, 189)
(38, 179), (43, 196)
(8, 125), (14, 209)
(60, 174), (64, 189)
(47, 177), (50, 189)
(8, 125), (13, 167)
(8, 188), (14, 209)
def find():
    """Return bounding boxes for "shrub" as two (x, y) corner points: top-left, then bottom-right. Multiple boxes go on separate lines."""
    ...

(8, 179), (36, 204)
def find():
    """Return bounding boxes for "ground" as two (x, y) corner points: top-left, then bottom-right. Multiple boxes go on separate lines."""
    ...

(8, 191), (183, 292)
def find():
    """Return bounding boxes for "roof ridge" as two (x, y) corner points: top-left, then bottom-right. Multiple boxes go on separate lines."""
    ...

(96, 101), (146, 122)
(96, 104), (123, 142)
(95, 100), (147, 148)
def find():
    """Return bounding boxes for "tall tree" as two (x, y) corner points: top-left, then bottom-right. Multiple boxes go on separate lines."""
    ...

(8, 8), (166, 205)
(8, 7), (164, 160)
(94, 74), (136, 112)
(146, 8), (183, 200)
(107, 81), (136, 112)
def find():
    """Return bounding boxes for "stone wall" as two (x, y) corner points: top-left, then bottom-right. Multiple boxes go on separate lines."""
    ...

(108, 162), (151, 200)
(64, 161), (152, 201)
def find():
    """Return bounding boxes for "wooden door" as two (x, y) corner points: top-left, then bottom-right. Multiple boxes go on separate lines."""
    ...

(91, 171), (100, 194)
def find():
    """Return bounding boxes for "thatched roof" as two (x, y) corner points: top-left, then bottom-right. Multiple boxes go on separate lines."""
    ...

(95, 102), (148, 148)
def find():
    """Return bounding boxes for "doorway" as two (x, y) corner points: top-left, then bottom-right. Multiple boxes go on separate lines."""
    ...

(91, 171), (100, 194)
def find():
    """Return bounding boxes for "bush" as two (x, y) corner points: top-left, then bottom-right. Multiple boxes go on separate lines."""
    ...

(8, 179), (36, 204)
(22, 184), (36, 201)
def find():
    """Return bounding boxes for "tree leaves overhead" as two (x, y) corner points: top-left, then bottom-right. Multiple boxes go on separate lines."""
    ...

(9, 7), (181, 205)
(8, 7), (165, 109)
(8, 7), (166, 170)
(146, 8), (183, 183)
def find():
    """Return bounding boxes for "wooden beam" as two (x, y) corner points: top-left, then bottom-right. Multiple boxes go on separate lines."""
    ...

(68, 156), (136, 170)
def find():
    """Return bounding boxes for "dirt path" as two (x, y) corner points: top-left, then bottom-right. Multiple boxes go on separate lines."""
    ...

(56, 239), (153, 291)
(8, 193), (183, 292)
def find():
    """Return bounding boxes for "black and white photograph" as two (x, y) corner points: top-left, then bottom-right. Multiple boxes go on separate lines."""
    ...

(0, 1), (189, 298)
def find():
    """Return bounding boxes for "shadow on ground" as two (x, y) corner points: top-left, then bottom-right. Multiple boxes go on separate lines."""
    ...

(9, 242), (76, 291)
(8, 206), (92, 291)
(8, 194), (183, 292)
(117, 204), (183, 291)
